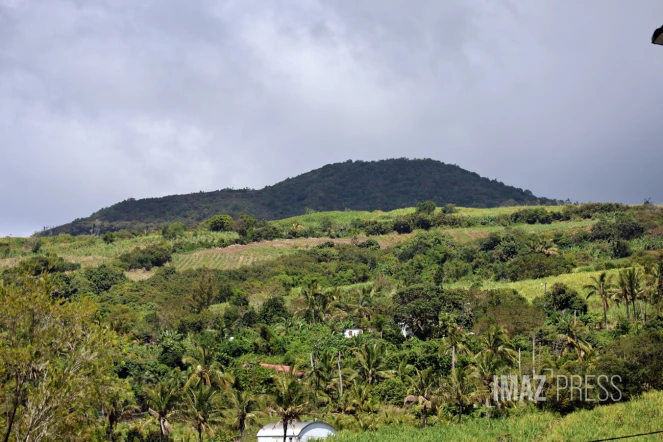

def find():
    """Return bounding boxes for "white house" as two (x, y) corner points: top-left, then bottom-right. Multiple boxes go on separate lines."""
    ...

(342, 328), (363, 338)
(256, 421), (337, 441)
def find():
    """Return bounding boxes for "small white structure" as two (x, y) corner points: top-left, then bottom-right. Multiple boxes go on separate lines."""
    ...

(399, 322), (413, 338)
(343, 328), (363, 338)
(257, 421), (337, 441)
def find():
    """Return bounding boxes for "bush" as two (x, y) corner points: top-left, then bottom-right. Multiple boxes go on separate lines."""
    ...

(258, 297), (291, 325)
(119, 243), (172, 270)
(208, 214), (234, 232)
(415, 200), (436, 215)
(532, 282), (587, 315)
(591, 216), (644, 241)
(84, 264), (127, 294)
(441, 204), (457, 214)
(162, 222), (185, 240)
(393, 217), (412, 234)
(17, 253), (81, 276)
(506, 254), (573, 281)
(611, 240), (631, 258)
(357, 239), (380, 250)
(511, 208), (552, 225)
(102, 232), (117, 244)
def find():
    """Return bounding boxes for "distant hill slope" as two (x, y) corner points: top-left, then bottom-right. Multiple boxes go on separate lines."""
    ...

(46, 158), (560, 235)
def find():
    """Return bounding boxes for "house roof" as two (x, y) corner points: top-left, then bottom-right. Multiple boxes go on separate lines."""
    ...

(256, 421), (336, 437)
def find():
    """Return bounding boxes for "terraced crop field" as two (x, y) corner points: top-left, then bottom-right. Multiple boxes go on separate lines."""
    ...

(172, 235), (408, 271)
(173, 245), (296, 270)
(443, 219), (596, 243)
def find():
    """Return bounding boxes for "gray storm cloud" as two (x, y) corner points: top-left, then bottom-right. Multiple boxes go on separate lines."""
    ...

(1, 0), (662, 236)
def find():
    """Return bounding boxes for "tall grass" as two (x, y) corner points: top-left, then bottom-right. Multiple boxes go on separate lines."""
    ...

(330, 391), (663, 442)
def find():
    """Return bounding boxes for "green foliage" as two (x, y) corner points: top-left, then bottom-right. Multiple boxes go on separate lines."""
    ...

(103, 231), (117, 244)
(511, 207), (553, 224)
(119, 243), (172, 270)
(532, 282), (588, 315)
(258, 297), (291, 325)
(506, 254), (573, 281)
(590, 215), (644, 241)
(84, 264), (127, 294)
(162, 221), (186, 240)
(45, 158), (559, 235)
(208, 214), (234, 232)
(15, 253), (81, 275)
(0, 273), (123, 440)
(611, 239), (631, 258)
(416, 200), (436, 215)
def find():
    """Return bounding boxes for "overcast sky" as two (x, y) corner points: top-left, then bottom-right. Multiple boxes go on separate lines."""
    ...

(1, 0), (663, 236)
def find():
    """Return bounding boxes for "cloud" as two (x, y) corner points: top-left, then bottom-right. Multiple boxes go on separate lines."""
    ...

(1, 0), (663, 235)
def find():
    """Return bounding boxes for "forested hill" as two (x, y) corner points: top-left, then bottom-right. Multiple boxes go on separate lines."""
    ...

(46, 158), (560, 235)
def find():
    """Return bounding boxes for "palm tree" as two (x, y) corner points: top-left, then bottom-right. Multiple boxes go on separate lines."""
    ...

(181, 384), (224, 442)
(224, 388), (262, 440)
(344, 381), (380, 414)
(143, 381), (180, 442)
(557, 317), (592, 362)
(584, 272), (614, 329)
(438, 320), (469, 366)
(471, 350), (501, 420)
(102, 383), (137, 442)
(615, 270), (631, 322)
(624, 267), (644, 322)
(646, 261), (663, 314)
(440, 366), (476, 424)
(403, 367), (439, 428)
(268, 367), (311, 442)
(481, 325), (516, 364)
(300, 282), (322, 325)
(351, 286), (375, 321)
(528, 237), (559, 256)
(182, 345), (234, 390)
(355, 342), (394, 385)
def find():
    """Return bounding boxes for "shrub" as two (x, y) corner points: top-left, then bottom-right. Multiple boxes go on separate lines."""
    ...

(119, 243), (172, 270)
(393, 217), (412, 234)
(506, 254), (573, 281)
(84, 264), (127, 294)
(208, 214), (234, 232)
(611, 240), (631, 258)
(17, 253), (81, 276)
(357, 239), (380, 250)
(258, 297), (291, 325)
(511, 208), (552, 225)
(441, 204), (457, 214)
(102, 232), (117, 244)
(162, 222), (185, 240)
(415, 200), (436, 215)
(532, 282), (587, 315)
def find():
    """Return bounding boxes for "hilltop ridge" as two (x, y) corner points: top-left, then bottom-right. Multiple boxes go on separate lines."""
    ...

(46, 158), (560, 235)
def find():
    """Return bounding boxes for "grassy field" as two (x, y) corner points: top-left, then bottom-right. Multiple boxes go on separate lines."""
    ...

(331, 390), (663, 442)
(172, 244), (298, 271)
(0, 207), (598, 274)
(448, 268), (622, 302)
(271, 208), (417, 230)
(272, 206), (566, 231)
(442, 220), (595, 243)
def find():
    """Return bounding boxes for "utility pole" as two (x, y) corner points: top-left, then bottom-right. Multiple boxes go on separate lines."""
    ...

(337, 351), (343, 399)
(532, 334), (536, 377)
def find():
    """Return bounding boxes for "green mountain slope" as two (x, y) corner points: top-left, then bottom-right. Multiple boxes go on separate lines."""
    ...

(46, 158), (560, 235)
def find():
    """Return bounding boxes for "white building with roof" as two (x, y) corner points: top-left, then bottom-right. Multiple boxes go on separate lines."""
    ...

(342, 328), (363, 338)
(256, 421), (337, 441)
